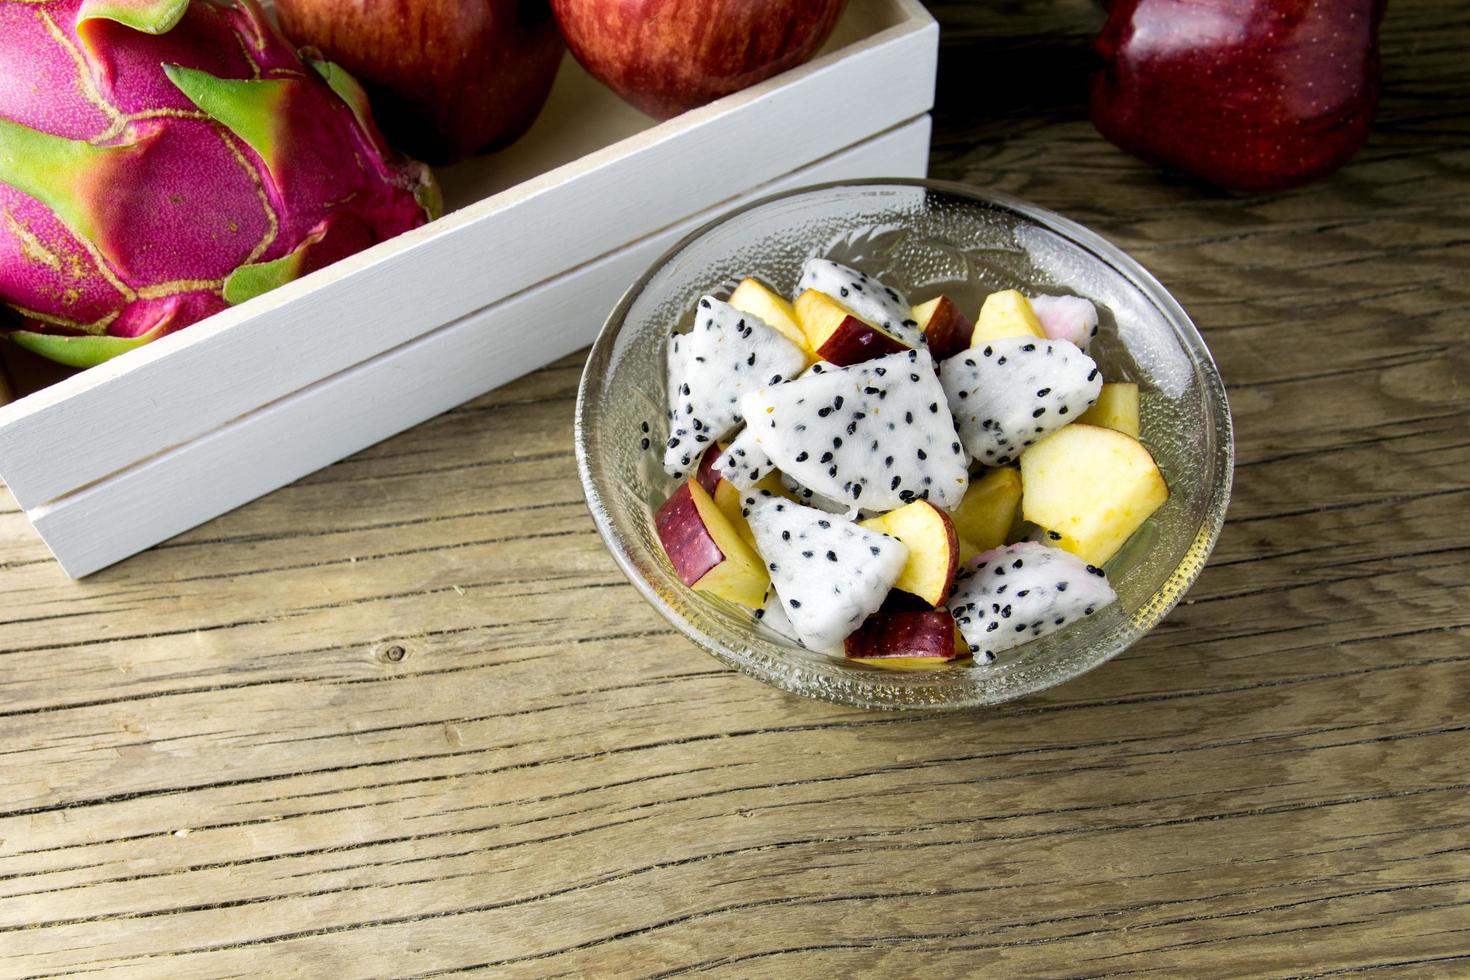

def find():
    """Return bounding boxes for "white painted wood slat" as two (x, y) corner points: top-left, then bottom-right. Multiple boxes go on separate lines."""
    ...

(0, 0), (937, 512)
(29, 117), (933, 577)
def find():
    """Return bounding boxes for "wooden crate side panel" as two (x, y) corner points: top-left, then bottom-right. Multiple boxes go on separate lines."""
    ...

(29, 117), (933, 578)
(0, 8), (938, 511)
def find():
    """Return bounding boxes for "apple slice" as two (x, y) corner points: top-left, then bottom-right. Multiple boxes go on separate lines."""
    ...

(970, 289), (1046, 347)
(859, 501), (960, 607)
(701, 442), (791, 550)
(948, 467), (1022, 553)
(655, 478), (769, 608)
(692, 443), (725, 496)
(794, 289), (911, 366)
(1077, 382), (1140, 438)
(1020, 423), (1168, 565)
(729, 277), (812, 356)
(910, 295), (973, 361)
(845, 610), (966, 670)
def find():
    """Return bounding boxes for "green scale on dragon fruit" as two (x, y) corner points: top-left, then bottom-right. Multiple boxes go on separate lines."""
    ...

(738, 348), (969, 512)
(743, 490), (907, 651)
(0, 0), (438, 367)
(948, 542), (1116, 661)
(940, 336), (1103, 467)
(663, 295), (807, 478)
(796, 258), (924, 349)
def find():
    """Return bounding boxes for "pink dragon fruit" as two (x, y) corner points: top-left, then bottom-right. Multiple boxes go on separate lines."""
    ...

(0, 0), (438, 367)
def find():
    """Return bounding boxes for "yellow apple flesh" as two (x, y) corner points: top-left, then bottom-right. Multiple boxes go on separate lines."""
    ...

(1020, 424), (1168, 565)
(1077, 381), (1140, 437)
(729, 277), (813, 357)
(859, 501), (960, 607)
(949, 467), (1023, 553)
(971, 289), (1046, 347)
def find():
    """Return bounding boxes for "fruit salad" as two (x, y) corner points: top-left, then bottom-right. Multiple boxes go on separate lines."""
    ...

(649, 258), (1168, 669)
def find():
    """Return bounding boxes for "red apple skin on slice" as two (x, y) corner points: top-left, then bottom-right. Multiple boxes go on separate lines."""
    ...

(693, 443), (724, 496)
(911, 296), (973, 362)
(656, 481), (724, 587)
(654, 479), (769, 607)
(795, 289), (909, 367)
(846, 610), (964, 669)
(817, 322), (907, 365)
(879, 589), (934, 614)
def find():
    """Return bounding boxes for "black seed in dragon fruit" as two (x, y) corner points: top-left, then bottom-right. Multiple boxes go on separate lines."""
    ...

(947, 542), (1116, 658)
(663, 295), (807, 478)
(940, 337), (1103, 467)
(738, 348), (969, 512)
(1029, 295), (1100, 352)
(744, 491), (908, 651)
(796, 258), (926, 350)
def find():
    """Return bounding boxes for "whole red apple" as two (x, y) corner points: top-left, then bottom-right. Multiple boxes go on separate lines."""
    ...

(275, 0), (565, 165)
(1090, 0), (1387, 191)
(550, 0), (848, 119)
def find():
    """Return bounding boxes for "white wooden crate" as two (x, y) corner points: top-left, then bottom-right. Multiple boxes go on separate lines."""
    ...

(0, 0), (936, 577)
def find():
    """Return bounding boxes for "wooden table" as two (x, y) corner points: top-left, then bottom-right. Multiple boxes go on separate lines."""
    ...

(3, 2), (1467, 975)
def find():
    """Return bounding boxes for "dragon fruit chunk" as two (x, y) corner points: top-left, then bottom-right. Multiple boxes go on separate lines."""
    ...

(744, 491), (907, 651)
(940, 337), (1103, 467)
(754, 590), (808, 649)
(0, 0), (438, 367)
(948, 542), (1117, 658)
(739, 348), (970, 512)
(712, 427), (777, 491)
(796, 258), (925, 350)
(1029, 294), (1100, 351)
(664, 295), (807, 478)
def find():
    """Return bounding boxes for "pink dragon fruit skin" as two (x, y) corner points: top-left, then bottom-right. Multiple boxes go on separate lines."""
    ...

(0, 0), (439, 368)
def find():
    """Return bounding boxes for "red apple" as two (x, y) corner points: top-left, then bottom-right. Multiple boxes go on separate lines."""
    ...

(1090, 0), (1387, 191)
(549, 0), (847, 120)
(910, 295), (973, 362)
(845, 610), (966, 669)
(275, 0), (565, 165)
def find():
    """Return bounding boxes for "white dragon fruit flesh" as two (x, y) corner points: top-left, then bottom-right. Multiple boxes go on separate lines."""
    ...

(754, 590), (807, 648)
(778, 471), (850, 514)
(744, 491), (907, 650)
(663, 295), (807, 478)
(739, 348), (969, 512)
(940, 337), (1102, 467)
(796, 258), (925, 349)
(948, 542), (1116, 659)
(712, 427), (776, 490)
(1029, 294), (1100, 351)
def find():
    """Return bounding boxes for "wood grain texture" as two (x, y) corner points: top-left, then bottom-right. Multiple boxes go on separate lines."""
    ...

(1, 0), (1468, 975)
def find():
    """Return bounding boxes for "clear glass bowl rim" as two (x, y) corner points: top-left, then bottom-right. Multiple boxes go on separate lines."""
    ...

(575, 177), (1234, 711)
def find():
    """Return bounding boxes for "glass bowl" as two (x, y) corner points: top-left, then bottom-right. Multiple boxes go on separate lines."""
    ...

(575, 179), (1232, 710)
